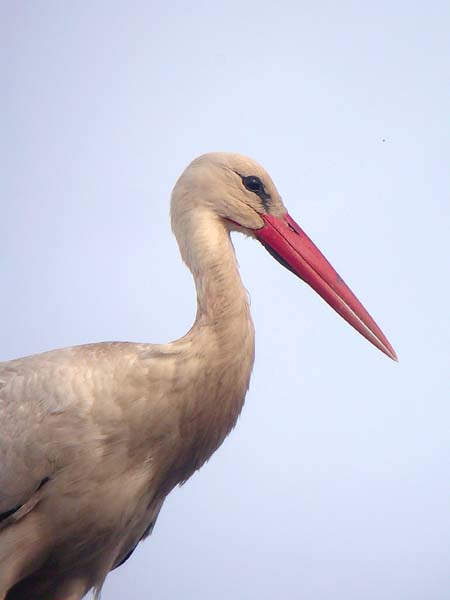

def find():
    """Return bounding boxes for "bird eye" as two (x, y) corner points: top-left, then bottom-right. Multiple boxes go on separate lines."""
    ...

(242, 176), (263, 193)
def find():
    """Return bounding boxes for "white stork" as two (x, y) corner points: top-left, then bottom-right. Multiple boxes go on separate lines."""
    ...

(0, 153), (396, 599)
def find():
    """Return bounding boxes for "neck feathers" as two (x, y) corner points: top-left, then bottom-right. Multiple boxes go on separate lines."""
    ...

(168, 206), (255, 476)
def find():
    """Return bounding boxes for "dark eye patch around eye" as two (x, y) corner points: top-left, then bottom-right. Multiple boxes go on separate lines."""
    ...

(241, 175), (271, 211)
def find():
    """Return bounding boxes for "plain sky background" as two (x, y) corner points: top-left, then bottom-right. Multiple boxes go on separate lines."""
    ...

(2, 2), (449, 599)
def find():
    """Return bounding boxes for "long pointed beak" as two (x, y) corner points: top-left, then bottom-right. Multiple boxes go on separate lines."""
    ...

(255, 213), (397, 361)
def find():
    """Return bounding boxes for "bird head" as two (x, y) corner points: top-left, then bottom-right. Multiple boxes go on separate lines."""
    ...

(171, 152), (397, 360)
(172, 152), (286, 231)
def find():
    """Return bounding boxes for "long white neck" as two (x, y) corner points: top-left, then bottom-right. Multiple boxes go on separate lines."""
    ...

(175, 208), (254, 346)
(168, 207), (255, 477)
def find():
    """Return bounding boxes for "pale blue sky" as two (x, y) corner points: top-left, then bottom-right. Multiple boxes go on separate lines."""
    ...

(2, 2), (449, 599)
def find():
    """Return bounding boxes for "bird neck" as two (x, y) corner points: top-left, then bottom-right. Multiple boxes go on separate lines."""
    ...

(177, 209), (254, 342)
(166, 210), (255, 479)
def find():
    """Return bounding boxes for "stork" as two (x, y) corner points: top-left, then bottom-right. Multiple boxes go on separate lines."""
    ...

(0, 153), (396, 600)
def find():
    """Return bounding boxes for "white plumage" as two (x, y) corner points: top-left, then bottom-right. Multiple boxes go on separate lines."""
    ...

(0, 153), (395, 599)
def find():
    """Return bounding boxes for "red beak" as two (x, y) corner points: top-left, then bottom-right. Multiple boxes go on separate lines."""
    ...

(256, 213), (397, 361)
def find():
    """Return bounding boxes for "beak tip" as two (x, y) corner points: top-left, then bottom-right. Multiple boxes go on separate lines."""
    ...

(384, 345), (398, 362)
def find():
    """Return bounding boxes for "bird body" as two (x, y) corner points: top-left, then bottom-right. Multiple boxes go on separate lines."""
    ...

(0, 153), (395, 599)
